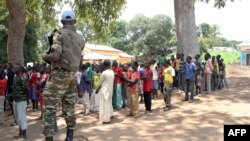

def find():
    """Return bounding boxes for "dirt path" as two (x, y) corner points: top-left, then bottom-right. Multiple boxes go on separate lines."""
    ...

(1, 65), (250, 141)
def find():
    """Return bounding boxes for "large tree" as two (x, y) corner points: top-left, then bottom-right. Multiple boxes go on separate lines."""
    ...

(1, 0), (126, 65)
(127, 14), (175, 56)
(5, 0), (26, 65)
(174, 0), (200, 57)
(0, 7), (44, 64)
(174, 0), (237, 57)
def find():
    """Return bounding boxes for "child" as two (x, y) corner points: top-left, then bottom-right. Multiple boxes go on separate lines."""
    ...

(13, 64), (28, 139)
(195, 54), (203, 95)
(143, 61), (153, 114)
(0, 70), (7, 127)
(219, 59), (228, 89)
(151, 60), (159, 99)
(139, 64), (145, 103)
(163, 60), (174, 111)
(178, 54), (186, 91)
(112, 60), (123, 110)
(28, 67), (38, 111)
(184, 56), (196, 102)
(125, 62), (140, 116)
(91, 66), (101, 112)
(78, 64), (92, 115)
(158, 63), (165, 95)
(38, 67), (49, 119)
(122, 64), (130, 109)
(211, 56), (219, 91)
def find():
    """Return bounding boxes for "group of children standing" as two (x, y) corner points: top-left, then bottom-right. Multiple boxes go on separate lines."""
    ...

(77, 52), (228, 120)
(157, 53), (228, 106)
(76, 61), (142, 117)
(0, 63), (49, 139)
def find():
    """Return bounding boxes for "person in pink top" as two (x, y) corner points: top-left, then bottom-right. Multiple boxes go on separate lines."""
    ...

(204, 53), (213, 94)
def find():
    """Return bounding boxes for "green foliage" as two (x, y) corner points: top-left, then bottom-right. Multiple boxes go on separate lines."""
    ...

(198, 0), (236, 8)
(23, 21), (42, 64)
(125, 14), (175, 55)
(108, 20), (131, 53)
(0, 0), (126, 64)
(0, 8), (8, 64)
(197, 23), (240, 54)
(197, 23), (210, 37)
(74, 0), (126, 42)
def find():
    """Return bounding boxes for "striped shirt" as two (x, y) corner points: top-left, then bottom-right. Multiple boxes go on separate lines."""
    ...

(179, 60), (186, 73)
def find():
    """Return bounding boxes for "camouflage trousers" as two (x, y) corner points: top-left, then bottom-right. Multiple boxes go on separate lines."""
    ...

(42, 70), (77, 137)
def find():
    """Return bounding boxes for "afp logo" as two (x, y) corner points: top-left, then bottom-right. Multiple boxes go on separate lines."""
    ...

(224, 125), (250, 141)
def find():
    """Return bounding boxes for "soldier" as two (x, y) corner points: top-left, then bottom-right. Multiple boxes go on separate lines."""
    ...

(41, 10), (85, 141)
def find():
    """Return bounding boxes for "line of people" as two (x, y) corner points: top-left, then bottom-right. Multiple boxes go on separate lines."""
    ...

(64, 52), (229, 124)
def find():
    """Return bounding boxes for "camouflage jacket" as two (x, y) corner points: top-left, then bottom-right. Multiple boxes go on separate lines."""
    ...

(13, 76), (28, 102)
(51, 25), (85, 71)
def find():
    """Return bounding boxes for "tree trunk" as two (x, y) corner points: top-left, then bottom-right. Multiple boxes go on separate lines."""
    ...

(174, 0), (200, 59)
(6, 0), (26, 66)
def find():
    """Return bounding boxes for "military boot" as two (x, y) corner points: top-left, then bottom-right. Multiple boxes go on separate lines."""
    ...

(13, 128), (23, 138)
(65, 129), (74, 141)
(18, 127), (22, 136)
(22, 129), (27, 139)
(45, 136), (53, 141)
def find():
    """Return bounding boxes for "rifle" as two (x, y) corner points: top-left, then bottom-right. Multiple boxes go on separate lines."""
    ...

(47, 29), (59, 53)
(46, 29), (58, 64)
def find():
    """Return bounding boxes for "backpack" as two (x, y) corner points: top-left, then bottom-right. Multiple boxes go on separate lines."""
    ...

(164, 68), (173, 84)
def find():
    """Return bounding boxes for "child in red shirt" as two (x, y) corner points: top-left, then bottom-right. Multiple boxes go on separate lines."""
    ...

(125, 62), (140, 116)
(112, 60), (123, 109)
(28, 68), (38, 111)
(0, 71), (7, 126)
(143, 61), (153, 113)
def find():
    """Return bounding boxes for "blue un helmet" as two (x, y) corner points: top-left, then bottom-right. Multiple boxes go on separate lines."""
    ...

(61, 10), (76, 21)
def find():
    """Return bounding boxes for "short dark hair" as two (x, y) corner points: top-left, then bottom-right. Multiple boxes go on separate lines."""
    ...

(205, 53), (211, 60)
(132, 61), (139, 68)
(112, 60), (118, 67)
(186, 56), (192, 61)
(151, 60), (156, 64)
(81, 64), (88, 71)
(0, 70), (5, 78)
(166, 59), (171, 66)
(195, 54), (200, 59)
(86, 62), (91, 67)
(103, 59), (111, 68)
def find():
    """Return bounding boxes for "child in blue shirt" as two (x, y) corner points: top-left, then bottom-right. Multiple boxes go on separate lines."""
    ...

(184, 56), (196, 102)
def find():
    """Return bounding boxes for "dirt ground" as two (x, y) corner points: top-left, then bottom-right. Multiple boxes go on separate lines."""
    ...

(1, 64), (250, 141)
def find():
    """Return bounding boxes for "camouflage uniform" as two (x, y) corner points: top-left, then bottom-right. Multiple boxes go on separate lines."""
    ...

(42, 25), (85, 137)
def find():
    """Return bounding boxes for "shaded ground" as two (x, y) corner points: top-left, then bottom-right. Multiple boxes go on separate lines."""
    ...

(1, 65), (250, 141)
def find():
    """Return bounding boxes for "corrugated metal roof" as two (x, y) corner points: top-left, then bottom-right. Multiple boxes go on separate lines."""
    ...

(238, 41), (250, 47)
(85, 44), (122, 52)
(83, 52), (113, 60)
(119, 52), (134, 58)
